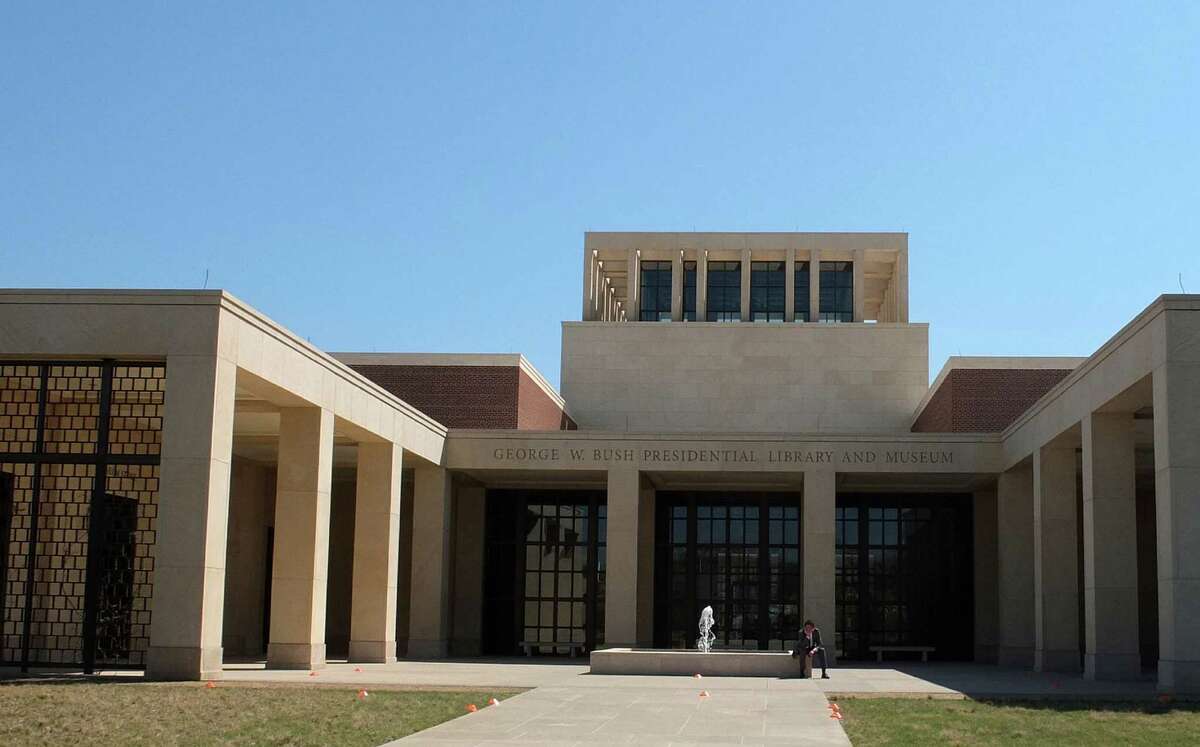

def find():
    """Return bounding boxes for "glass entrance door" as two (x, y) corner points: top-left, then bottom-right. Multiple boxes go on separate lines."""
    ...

(835, 494), (974, 660)
(655, 492), (802, 651)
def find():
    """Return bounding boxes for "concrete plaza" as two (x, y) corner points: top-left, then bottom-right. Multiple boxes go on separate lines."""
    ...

(223, 659), (1163, 746)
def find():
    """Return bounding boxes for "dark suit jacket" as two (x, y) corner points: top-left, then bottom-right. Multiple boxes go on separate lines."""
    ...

(801, 627), (824, 653)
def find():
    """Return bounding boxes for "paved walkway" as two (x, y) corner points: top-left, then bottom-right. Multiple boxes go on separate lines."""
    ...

(386, 679), (848, 746)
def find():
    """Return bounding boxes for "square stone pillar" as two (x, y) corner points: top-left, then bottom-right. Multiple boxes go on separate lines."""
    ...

(997, 463), (1035, 667)
(808, 250), (821, 323)
(267, 407), (334, 670)
(697, 253), (708, 321)
(784, 248), (796, 323)
(670, 252), (684, 322)
(973, 488), (999, 664)
(1034, 444), (1081, 671)
(348, 441), (403, 663)
(628, 249), (640, 320)
(852, 249), (865, 322)
(583, 249), (595, 321)
(739, 249), (751, 322)
(1082, 412), (1140, 680)
(605, 467), (648, 647)
(1154, 361), (1200, 692)
(408, 464), (453, 657)
(451, 482), (486, 656)
(803, 470), (835, 658)
(636, 478), (656, 646)
(146, 354), (237, 681)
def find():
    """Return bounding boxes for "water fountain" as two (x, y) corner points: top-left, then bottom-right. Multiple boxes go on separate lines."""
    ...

(589, 605), (801, 677)
(697, 605), (716, 653)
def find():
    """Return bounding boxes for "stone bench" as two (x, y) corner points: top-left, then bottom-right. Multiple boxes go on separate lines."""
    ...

(520, 640), (586, 657)
(869, 645), (935, 662)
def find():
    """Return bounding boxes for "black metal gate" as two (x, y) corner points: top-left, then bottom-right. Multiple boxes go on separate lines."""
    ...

(0, 361), (165, 671)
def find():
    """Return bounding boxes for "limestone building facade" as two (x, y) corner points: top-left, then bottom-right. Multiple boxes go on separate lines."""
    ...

(1, 232), (1198, 694)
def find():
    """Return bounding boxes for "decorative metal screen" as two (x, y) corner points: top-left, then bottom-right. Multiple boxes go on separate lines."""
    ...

(0, 361), (165, 671)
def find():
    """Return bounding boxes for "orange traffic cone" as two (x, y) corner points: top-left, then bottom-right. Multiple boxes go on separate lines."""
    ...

(308, 671), (318, 677)
(487, 697), (500, 706)
(699, 690), (710, 698)
(466, 703), (478, 713)
(694, 673), (703, 678)
(354, 667), (362, 673)
(357, 689), (369, 700)
(205, 681), (216, 689)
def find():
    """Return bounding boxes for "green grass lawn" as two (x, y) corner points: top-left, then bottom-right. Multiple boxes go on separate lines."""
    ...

(0, 681), (522, 746)
(837, 697), (1200, 746)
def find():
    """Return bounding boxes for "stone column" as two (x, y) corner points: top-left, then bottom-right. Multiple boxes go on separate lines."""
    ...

(636, 478), (656, 646)
(1153, 360), (1200, 692)
(146, 353), (237, 681)
(671, 252), (684, 322)
(266, 407), (334, 670)
(583, 249), (595, 321)
(803, 470), (836, 659)
(408, 464), (453, 657)
(997, 463), (1035, 667)
(740, 249), (751, 322)
(1034, 444), (1081, 671)
(348, 441), (403, 663)
(784, 248), (796, 323)
(628, 249), (640, 321)
(809, 250), (822, 323)
(697, 253), (708, 321)
(1081, 412), (1140, 680)
(973, 488), (999, 664)
(605, 467), (644, 647)
(451, 482), (486, 656)
(896, 248), (909, 323)
(852, 248), (866, 322)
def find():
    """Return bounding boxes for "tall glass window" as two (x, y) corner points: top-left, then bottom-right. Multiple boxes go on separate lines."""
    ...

(819, 261), (853, 323)
(794, 261), (810, 322)
(750, 261), (785, 322)
(706, 261), (741, 322)
(483, 490), (606, 655)
(683, 261), (697, 321)
(639, 261), (672, 321)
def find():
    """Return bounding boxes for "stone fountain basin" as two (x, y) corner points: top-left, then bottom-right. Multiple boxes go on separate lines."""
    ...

(589, 647), (804, 677)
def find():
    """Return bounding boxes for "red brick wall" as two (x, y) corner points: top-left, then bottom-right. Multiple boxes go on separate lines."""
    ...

(350, 365), (520, 429)
(912, 368), (1074, 433)
(350, 364), (574, 430)
(517, 369), (577, 430)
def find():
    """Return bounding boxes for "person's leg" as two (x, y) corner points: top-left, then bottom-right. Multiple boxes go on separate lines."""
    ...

(816, 647), (829, 677)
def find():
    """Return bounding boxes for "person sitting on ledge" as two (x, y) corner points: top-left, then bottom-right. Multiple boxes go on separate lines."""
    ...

(793, 619), (830, 679)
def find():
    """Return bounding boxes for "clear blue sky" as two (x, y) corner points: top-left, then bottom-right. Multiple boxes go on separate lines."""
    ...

(3, 3), (1198, 388)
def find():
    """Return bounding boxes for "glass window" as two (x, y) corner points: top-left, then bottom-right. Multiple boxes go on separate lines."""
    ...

(794, 261), (810, 322)
(706, 261), (741, 322)
(639, 261), (672, 321)
(683, 261), (697, 321)
(750, 261), (785, 322)
(819, 261), (853, 323)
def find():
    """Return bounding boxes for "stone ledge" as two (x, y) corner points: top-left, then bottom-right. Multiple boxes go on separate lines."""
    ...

(590, 647), (805, 677)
